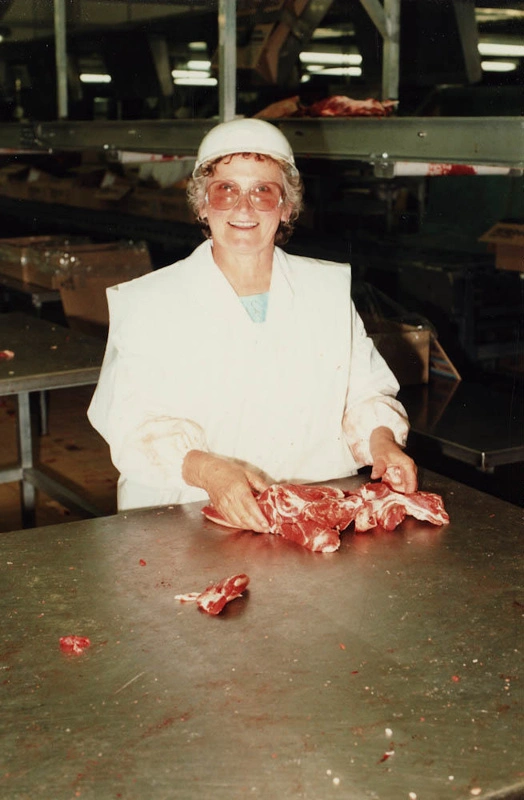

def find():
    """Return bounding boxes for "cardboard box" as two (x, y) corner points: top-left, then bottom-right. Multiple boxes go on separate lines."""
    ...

(0, 165), (30, 200)
(25, 168), (58, 203)
(93, 171), (133, 204)
(56, 241), (152, 336)
(368, 321), (431, 385)
(364, 319), (461, 385)
(480, 222), (524, 272)
(0, 235), (85, 286)
(125, 186), (161, 218)
(156, 187), (195, 224)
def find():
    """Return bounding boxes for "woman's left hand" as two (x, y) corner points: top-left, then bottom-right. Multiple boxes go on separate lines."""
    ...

(369, 426), (418, 494)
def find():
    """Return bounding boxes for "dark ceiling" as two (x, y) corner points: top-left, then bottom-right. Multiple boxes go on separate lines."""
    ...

(0, 0), (522, 122)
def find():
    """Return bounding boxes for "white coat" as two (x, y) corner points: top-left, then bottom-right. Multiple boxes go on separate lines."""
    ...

(87, 240), (409, 510)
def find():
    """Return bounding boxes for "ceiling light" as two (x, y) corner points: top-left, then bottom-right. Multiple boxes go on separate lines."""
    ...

(187, 60), (212, 70)
(300, 51), (362, 66)
(189, 41), (207, 51)
(480, 61), (517, 72)
(313, 26), (354, 39)
(478, 42), (524, 57)
(311, 67), (363, 77)
(173, 77), (217, 86)
(172, 69), (210, 79)
(476, 8), (524, 23)
(481, 60), (518, 72)
(79, 73), (112, 84)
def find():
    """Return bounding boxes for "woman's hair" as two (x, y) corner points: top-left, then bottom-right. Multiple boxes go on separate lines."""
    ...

(186, 152), (304, 246)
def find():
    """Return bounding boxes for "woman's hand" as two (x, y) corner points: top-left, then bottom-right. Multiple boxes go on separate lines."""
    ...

(369, 426), (418, 494)
(182, 450), (271, 532)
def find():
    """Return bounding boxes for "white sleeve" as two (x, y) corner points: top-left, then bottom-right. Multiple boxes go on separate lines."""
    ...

(342, 307), (410, 466)
(87, 285), (208, 490)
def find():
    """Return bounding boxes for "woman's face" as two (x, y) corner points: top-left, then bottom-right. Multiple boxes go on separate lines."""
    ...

(201, 154), (290, 258)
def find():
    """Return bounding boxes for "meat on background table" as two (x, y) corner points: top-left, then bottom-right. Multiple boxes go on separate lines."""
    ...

(1, 471), (522, 800)
(0, 311), (106, 526)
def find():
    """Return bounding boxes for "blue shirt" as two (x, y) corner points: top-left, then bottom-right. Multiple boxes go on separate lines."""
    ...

(239, 292), (269, 323)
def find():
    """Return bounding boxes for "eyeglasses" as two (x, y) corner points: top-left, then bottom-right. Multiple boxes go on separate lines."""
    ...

(205, 180), (283, 212)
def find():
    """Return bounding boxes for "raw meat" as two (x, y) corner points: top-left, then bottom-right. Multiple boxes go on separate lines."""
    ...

(348, 483), (449, 532)
(202, 484), (347, 553)
(254, 95), (397, 120)
(175, 573), (250, 615)
(257, 484), (348, 552)
(59, 635), (91, 654)
(202, 481), (449, 552)
(300, 95), (396, 118)
(0, 350), (14, 360)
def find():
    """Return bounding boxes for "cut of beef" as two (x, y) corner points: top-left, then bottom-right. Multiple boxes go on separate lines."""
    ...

(303, 96), (396, 117)
(202, 482), (449, 553)
(175, 573), (250, 615)
(203, 484), (346, 553)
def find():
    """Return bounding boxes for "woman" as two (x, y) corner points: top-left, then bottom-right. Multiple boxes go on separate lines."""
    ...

(88, 118), (417, 531)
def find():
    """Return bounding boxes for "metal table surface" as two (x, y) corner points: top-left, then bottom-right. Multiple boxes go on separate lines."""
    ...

(0, 312), (106, 525)
(0, 273), (62, 315)
(1, 471), (522, 800)
(399, 381), (524, 472)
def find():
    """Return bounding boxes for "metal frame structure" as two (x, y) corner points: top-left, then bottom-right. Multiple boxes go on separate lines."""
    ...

(0, 115), (515, 170)
(0, 313), (106, 527)
(0, 0), (519, 170)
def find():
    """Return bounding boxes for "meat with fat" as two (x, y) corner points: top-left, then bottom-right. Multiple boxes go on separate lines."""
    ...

(175, 573), (250, 615)
(202, 482), (449, 552)
(302, 95), (397, 118)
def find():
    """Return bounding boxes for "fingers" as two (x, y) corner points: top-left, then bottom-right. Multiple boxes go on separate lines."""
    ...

(214, 486), (270, 533)
(372, 452), (418, 494)
(370, 456), (387, 481)
(245, 468), (271, 495)
(199, 457), (270, 532)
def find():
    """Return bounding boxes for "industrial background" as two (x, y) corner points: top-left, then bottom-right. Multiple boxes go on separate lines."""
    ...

(0, 0), (523, 529)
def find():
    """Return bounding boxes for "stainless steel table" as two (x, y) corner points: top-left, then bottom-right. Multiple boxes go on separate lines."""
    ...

(1, 471), (522, 800)
(400, 380), (524, 472)
(0, 312), (106, 526)
(0, 272), (62, 315)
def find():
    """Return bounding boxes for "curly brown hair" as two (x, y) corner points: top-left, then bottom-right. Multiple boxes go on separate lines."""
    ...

(186, 153), (304, 246)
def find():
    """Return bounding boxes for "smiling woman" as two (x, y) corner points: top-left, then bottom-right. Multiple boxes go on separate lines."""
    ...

(87, 118), (418, 531)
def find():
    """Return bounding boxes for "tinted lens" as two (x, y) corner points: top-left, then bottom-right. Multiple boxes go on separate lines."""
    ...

(207, 181), (282, 211)
(249, 182), (282, 210)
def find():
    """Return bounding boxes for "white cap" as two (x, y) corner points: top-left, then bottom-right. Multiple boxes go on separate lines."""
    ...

(193, 118), (297, 176)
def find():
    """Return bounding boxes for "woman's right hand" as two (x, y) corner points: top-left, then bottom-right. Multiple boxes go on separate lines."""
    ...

(182, 450), (271, 533)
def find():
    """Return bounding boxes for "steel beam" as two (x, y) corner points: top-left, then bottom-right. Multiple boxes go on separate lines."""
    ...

(28, 116), (524, 168)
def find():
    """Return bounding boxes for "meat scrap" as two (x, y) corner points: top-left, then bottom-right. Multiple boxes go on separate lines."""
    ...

(0, 349), (14, 360)
(59, 635), (91, 654)
(202, 483), (449, 553)
(175, 573), (250, 616)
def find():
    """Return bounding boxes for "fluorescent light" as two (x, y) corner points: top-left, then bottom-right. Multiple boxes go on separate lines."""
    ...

(300, 51), (362, 66)
(306, 66), (362, 77)
(173, 77), (217, 86)
(481, 60), (518, 72)
(172, 69), (210, 79)
(478, 42), (524, 57)
(187, 60), (211, 70)
(79, 73), (111, 83)
(189, 41), (207, 51)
